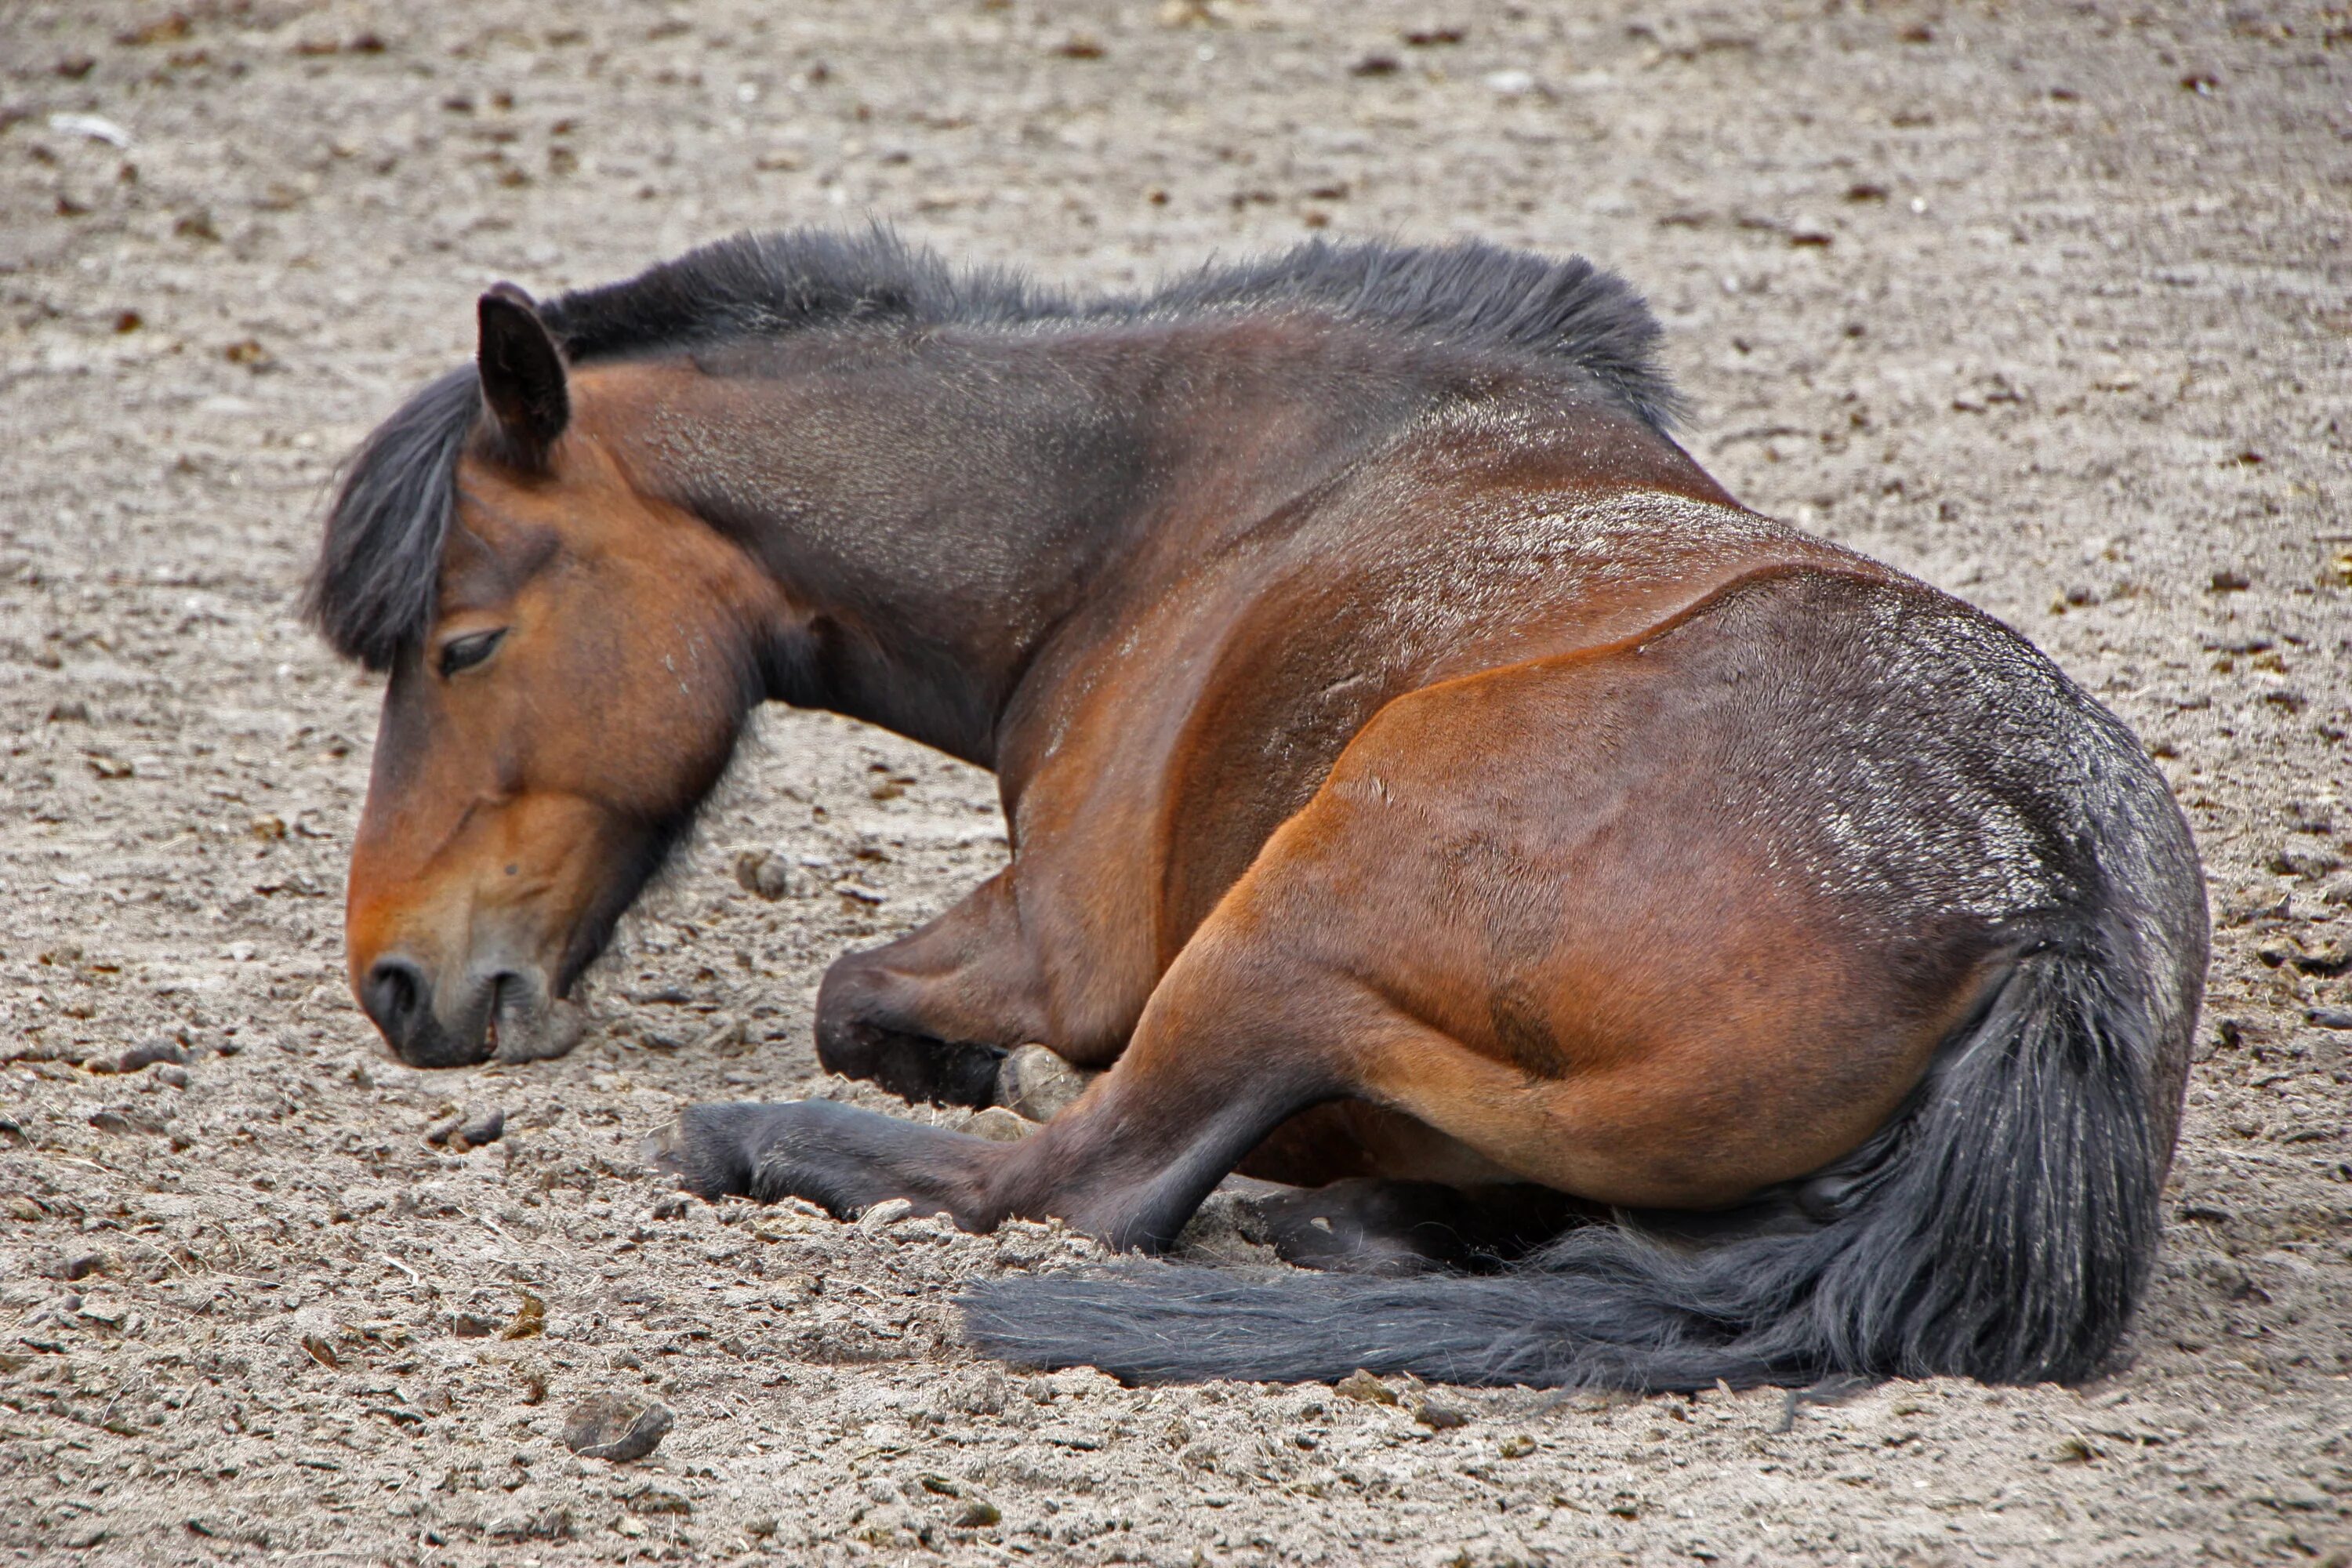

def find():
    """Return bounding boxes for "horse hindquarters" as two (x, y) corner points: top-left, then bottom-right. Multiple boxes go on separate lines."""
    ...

(962, 568), (2207, 1387)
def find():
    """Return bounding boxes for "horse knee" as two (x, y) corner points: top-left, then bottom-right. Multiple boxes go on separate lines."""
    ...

(815, 953), (1006, 1107)
(814, 953), (891, 1076)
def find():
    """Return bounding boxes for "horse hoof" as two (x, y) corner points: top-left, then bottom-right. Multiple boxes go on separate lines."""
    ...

(641, 1102), (779, 1200)
(994, 1044), (1098, 1121)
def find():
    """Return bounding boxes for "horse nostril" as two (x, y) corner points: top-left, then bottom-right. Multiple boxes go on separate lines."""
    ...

(361, 956), (430, 1040)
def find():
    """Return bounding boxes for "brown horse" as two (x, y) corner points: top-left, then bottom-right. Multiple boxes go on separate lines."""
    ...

(310, 230), (2206, 1390)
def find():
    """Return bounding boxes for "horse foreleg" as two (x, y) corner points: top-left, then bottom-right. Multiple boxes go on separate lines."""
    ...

(652, 913), (1388, 1250)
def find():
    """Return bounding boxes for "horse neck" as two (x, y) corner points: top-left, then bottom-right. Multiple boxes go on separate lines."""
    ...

(612, 321), (1462, 768)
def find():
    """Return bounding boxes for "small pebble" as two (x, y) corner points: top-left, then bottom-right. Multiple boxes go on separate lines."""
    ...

(485, 1505), (572, 1542)
(1335, 1368), (1399, 1406)
(88, 1037), (187, 1076)
(733, 849), (796, 901)
(425, 1103), (506, 1149)
(154, 1064), (189, 1089)
(501, 1292), (546, 1339)
(561, 1395), (674, 1462)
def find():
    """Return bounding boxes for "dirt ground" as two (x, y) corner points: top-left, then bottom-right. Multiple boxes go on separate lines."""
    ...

(2, 1), (2349, 1563)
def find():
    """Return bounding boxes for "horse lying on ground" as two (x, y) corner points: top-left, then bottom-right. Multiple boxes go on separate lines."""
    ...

(309, 228), (2205, 1390)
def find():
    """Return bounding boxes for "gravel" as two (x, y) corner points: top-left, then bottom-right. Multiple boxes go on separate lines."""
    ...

(2, 1), (2347, 1563)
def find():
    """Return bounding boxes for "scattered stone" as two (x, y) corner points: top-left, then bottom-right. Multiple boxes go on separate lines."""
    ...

(2309, 1008), (2352, 1030)
(995, 1044), (1097, 1122)
(47, 111), (131, 147)
(733, 848), (797, 901)
(486, 1505), (572, 1541)
(51, 1250), (108, 1281)
(1414, 1399), (1470, 1430)
(622, 1483), (692, 1515)
(1334, 1369), (1399, 1406)
(2054, 1433), (2103, 1464)
(743, 1514), (779, 1538)
(858, 1196), (915, 1230)
(451, 1311), (502, 1339)
(88, 1108), (166, 1136)
(956, 1500), (1002, 1528)
(2, 1043), (83, 1067)
(561, 1396), (674, 1462)
(86, 1037), (187, 1076)
(1498, 1434), (1537, 1458)
(693, 1015), (746, 1055)
(2209, 568), (2251, 592)
(500, 1292), (546, 1339)
(425, 1103), (505, 1149)
(154, 1064), (189, 1089)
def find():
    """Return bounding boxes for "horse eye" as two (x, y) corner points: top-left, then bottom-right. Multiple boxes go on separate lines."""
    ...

(437, 629), (506, 678)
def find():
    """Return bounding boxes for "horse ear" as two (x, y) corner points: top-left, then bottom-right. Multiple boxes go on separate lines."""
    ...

(476, 282), (568, 464)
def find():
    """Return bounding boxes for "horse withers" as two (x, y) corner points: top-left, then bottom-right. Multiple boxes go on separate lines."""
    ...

(309, 230), (2206, 1390)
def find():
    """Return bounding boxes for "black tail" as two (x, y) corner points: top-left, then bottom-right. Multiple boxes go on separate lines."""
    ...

(960, 941), (2169, 1390)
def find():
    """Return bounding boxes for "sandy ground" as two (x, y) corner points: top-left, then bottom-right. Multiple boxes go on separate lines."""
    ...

(3, 1), (2350, 1563)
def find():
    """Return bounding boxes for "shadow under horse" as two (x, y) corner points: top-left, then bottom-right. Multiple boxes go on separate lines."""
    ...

(309, 230), (2206, 1390)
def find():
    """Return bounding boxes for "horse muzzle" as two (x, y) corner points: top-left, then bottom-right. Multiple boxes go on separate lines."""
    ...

(358, 956), (588, 1069)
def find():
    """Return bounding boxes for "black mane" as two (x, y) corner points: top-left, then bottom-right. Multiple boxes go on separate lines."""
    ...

(308, 227), (1682, 669)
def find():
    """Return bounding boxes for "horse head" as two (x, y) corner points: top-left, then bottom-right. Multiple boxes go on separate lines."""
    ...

(324, 288), (781, 1067)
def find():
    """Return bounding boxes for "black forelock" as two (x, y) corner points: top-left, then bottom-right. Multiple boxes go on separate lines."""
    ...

(307, 225), (1682, 668)
(305, 365), (479, 670)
